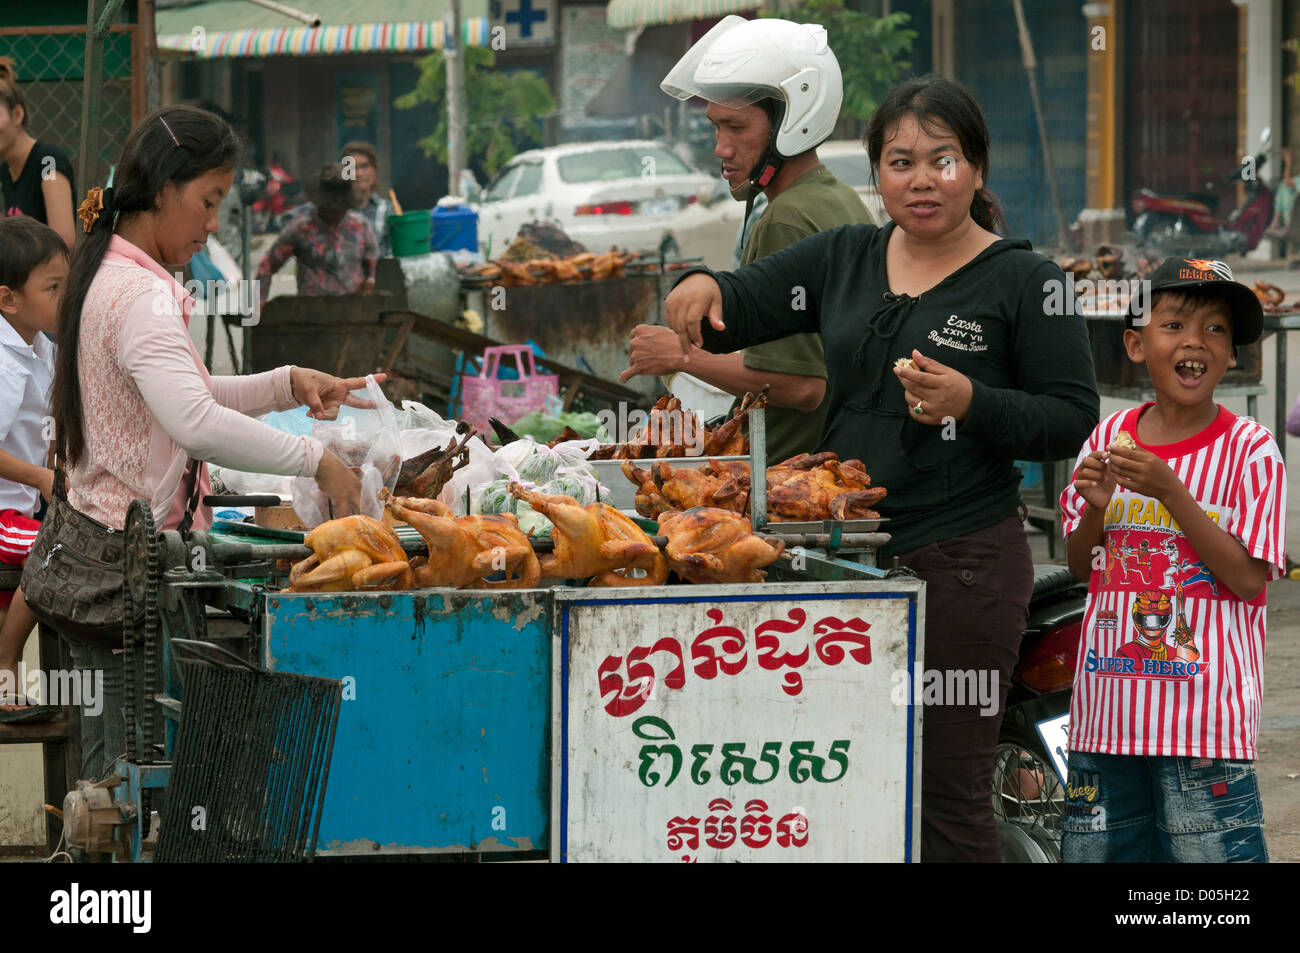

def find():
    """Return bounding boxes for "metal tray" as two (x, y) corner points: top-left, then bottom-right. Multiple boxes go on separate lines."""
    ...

(590, 455), (751, 511)
(760, 518), (889, 534)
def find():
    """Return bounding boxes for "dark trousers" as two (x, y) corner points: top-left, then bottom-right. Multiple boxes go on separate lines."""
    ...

(896, 513), (1035, 862)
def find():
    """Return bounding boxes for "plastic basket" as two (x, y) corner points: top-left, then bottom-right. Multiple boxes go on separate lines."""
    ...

(459, 345), (558, 441)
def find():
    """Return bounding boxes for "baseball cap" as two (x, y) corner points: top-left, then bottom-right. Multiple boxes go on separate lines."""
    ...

(1127, 257), (1263, 345)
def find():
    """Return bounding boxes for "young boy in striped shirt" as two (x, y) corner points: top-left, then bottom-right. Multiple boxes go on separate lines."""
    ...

(1060, 257), (1284, 862)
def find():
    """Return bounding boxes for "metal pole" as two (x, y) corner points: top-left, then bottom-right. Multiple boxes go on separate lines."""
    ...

(445, 0), (467, 198)
(1011, 0), (1068, 248)
(78, 0), (107, 194)
(750, 407), (767, 531)
(238, 0), (321, 27)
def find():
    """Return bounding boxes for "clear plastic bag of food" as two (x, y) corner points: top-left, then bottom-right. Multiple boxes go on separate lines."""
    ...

(291, 375), (401, 526)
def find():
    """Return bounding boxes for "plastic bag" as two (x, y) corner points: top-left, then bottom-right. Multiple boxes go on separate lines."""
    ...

(212, 466), (294, 500)
(291, 375), (401, 526)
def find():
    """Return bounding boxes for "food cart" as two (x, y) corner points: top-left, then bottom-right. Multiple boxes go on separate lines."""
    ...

(86, 415), (924, 863)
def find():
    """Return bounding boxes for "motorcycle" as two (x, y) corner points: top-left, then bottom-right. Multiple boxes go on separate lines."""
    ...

(993, 563), (1087, 862)
(250, 159), (307, 233)
(1131, 128), (1275, 257)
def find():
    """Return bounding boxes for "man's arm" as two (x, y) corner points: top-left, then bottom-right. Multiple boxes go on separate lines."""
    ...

(620, 324), (824, 411)
(40, 172), (76, 250)
(255, 223), (300, 304)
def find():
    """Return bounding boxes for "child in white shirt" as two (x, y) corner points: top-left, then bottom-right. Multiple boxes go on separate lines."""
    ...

(0, 217), (67, 720)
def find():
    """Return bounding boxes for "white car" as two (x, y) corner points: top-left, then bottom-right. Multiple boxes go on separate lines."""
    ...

(816, 140), (888, 225)
(474, 140), (715, 255)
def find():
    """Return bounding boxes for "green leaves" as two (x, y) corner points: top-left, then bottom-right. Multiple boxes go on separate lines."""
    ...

(394, 47), (558, 176)
(762, 0), (917, 122)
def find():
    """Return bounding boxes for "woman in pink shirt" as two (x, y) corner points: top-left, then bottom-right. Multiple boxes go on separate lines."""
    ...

(48, 105), (370, 782)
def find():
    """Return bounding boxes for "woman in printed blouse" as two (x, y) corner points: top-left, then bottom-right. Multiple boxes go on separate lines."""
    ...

(51, 104), (374, 781)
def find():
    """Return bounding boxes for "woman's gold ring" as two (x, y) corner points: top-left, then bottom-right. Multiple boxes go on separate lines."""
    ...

(913, 400), (924, 415)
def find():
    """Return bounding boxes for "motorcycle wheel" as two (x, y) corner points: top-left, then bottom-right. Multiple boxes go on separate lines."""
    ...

(1134, 211), (1184, 251)
(996, 819), (1051, 863)
(991, 742), (1063, 863)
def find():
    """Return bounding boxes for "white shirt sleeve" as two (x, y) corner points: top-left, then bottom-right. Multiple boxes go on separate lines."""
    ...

(117, 290), (323, 477)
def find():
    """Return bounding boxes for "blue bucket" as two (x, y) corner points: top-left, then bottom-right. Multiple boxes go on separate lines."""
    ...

(431, 204), (479, 252)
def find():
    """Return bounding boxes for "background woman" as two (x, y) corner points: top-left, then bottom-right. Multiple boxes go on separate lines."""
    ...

(662, 74), (1100, 861)
(0, 58), (76, 249)
(51, 104), (372, 781)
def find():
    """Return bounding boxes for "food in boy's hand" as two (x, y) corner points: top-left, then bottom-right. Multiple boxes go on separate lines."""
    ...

(1109, 430), (1138, 451)
(894, 357), (918, 371)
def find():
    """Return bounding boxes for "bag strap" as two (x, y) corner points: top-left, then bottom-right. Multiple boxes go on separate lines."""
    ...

(177, 460), (205, 536)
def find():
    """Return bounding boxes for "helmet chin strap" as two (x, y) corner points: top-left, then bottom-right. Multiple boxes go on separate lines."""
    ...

(729, 144), (785, 204)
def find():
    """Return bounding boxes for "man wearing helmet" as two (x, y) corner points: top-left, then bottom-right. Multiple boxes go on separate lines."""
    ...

(620, 16), (873, 461)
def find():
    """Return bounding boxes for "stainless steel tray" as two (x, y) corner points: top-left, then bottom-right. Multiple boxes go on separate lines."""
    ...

(761, 518), (888, 534)
(590, 455), (751, 511)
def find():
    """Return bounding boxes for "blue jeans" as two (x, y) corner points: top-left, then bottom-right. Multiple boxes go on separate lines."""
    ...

(1061, 750), (1268, 863)
(65, 640), (145, 782)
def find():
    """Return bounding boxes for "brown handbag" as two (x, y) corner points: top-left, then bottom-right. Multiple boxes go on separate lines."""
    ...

(21, 462), (202, 647)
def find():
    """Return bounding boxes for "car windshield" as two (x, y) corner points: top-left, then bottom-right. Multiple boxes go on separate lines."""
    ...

(557, 146), (693, 184)
(484, 164), (522, 202)
(821, 154), (874, 189)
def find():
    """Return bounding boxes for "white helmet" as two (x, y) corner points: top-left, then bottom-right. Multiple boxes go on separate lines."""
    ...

(661, 16), (844, 158)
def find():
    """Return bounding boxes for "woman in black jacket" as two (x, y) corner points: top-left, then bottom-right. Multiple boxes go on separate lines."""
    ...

(663, 74), (1100, 861)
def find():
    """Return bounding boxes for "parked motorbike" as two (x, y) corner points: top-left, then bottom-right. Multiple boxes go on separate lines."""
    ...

(250, 159), (307, 233)
(993, 563), (1087, 863)
(1131, 128), (1275, 257)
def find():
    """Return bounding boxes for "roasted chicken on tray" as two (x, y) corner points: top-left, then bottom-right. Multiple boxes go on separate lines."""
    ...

(622, 451), (887, 522)
(658, 507), (785, 584)
(589, 390), (768, 460)
(509, 482), (668, 586)
(285, 515), (412, 593)
(381, 489), (540, 589)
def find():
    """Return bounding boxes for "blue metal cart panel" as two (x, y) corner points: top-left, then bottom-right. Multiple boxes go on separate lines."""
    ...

(262, 589), (552, 855)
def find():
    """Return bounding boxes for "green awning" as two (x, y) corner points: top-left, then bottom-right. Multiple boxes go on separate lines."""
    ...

(155, 0), (491, 58)
(606, 0), (762, 30)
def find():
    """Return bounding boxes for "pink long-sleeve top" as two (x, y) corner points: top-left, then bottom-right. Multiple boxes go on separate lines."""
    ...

(68, 235), (323, 531)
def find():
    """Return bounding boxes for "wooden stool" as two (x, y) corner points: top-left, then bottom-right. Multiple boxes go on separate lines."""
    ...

(0, 569), (81, 854)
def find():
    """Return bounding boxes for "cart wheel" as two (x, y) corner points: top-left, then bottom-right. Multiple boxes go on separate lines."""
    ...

(991, 742), (1063, 863)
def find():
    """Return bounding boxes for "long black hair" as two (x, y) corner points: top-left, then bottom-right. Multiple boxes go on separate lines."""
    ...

(864, 74), (1006, 235)
(52, 104), (240, 471)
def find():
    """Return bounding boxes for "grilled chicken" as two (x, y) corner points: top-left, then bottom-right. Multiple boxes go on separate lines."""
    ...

(395, 424), (476, 499)
(658, 508), (785, 584)
(766, 460), (886, 521)
(624, 451), (887, 522)
(286, 515), (412, 592)
(509, 482), (668, 586)
(621, 460), (672, 519)
(701, 389), (768, 456)
(383, 493), (539, 589)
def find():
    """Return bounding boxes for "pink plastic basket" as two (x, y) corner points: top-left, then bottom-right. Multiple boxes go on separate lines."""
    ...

(459, 345), (559, 441)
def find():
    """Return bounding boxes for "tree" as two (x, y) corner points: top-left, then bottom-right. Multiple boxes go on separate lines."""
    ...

(395, 47), (557, 179)
(763, 0), (916, 123)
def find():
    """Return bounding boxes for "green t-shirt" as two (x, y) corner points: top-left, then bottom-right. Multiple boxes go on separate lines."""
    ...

(739, 165), (874, 462)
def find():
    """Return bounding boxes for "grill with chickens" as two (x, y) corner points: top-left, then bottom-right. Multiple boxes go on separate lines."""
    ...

(87, 401), (920, 862)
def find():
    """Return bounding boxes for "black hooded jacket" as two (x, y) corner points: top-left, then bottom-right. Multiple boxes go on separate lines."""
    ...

(683, 221), (1100, 556)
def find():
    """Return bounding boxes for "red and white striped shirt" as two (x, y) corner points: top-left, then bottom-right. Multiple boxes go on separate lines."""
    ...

(1060, 404), (1285, 760)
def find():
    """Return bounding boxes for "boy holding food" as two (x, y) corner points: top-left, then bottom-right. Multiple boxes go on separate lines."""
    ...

(1058, 257), (1284, 862)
